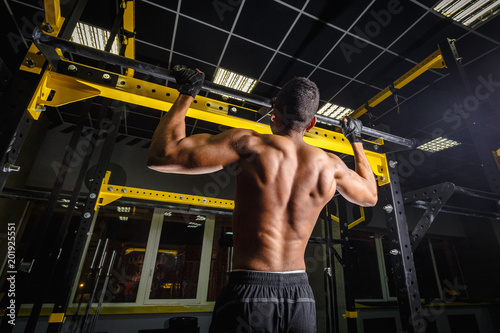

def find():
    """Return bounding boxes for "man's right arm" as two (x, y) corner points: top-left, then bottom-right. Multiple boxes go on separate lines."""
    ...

(332, 117), (378, 207)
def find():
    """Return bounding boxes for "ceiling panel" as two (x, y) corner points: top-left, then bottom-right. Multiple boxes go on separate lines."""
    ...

(331, 81), (381, 110)
(304, 0), (373, 31)
(309, 68), (352, 99)
(233, 0), (300, 49)
(349, 0), (427, 49)
(136, 2), (175, 48)
(260, 53), (316, 87)
(219, 36), (275, 78)
(174, 16), (229, 65)
(320, 36), (383, 82)
(279, 16), (345, 65)
(180, 0), (240, 31)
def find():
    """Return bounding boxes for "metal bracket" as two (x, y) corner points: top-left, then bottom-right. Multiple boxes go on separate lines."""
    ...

(330, 206), (366, 229)
(404, 182), (456, 252)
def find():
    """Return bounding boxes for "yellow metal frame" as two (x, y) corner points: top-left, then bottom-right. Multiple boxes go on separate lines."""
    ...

(47, 312), (65, 323)
(343, 310), (358, 319)
(97, 171), (235, 211)
(27, 65), (391, 184)
(122, 0), (135, 77)
(330, 206), (365, 229)
(351, 48), (447, 118)
(20, 0), (65, 75)
(493, 149), (500, 173)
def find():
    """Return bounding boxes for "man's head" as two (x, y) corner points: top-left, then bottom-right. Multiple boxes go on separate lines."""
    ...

(271, 77), (319, 133)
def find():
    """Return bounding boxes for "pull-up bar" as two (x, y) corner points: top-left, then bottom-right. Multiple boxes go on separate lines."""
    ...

(32, 27), (415, 148)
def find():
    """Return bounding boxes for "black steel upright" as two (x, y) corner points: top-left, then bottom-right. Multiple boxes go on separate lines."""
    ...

(47, 104), (123, 333)
(381, 153), (425, 333)
(337, 197), (358, 333)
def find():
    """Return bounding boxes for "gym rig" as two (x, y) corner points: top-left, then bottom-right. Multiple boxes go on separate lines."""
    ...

(1, 1), (500, 333)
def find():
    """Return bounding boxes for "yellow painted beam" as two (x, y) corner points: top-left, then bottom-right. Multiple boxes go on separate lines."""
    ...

(343, 310), (358, 319)
(122, 0), (135, 77)
(351, 48), (446, 118)
(28, 64), (390, 184)
(47, 312), (65, 323)
(44, 0), (64, 33)
(19, 0), (65, 74)
(97, 171), (235, 210)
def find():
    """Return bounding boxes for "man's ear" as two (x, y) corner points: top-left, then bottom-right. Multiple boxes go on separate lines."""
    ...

(270, 104), (277, 121)
(306, 116), (316, 131)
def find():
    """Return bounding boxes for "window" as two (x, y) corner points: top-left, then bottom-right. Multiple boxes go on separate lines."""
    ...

(207, 215), (233, 301)
(147, 211), (206, 300)
(72, 205), (222, 307)
(74, 205), (153, 304)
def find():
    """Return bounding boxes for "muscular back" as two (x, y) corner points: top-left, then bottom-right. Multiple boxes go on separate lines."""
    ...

(231, 132), (339, 271)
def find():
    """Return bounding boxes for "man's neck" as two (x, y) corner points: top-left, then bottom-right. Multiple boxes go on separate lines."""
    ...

(275, 129), (305, 143)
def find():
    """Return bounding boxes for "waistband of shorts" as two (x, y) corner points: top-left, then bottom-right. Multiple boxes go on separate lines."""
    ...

(228, 270), (309, 286)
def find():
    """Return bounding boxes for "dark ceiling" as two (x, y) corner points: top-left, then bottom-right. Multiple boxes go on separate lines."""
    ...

(3, 0), (500, 194)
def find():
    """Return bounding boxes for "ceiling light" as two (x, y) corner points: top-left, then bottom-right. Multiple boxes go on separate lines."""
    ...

(70, 22), (120, 55)
(119, 216), (129, 221)
(433, 0), (500, 27)
(417, 137), (461, 152)
(117, 206), (131, 213)
(316, 103), (354, 120)
(213, 68), (257, 94)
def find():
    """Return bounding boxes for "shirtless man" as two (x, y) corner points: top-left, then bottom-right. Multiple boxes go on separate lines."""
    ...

(147, 66), (378, 332)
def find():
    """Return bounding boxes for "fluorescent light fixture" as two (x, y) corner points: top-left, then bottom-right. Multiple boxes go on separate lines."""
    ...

(119, 216), (129, 221)
(433, 0), (500, 27)
(213, 68), (257, 94)
(70, 22), (120, 55)
(117, 206), (131, 213)
(316, 103), (354, 120)
(417, 137), (461, 152)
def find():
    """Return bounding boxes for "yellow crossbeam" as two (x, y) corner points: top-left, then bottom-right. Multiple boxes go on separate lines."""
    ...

(28, 64), (390, 185)
(97, 171), (235, 210)
(351, 48), (446, 118)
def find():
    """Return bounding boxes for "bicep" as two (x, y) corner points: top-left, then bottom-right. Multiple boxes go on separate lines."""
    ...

(149, 129), (252, 175)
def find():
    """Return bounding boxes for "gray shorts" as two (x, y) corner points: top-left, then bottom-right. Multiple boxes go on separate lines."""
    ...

(209, 270), (317, 333)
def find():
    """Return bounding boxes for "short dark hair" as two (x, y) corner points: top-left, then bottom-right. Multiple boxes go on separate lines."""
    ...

(274, 77), (320, 132)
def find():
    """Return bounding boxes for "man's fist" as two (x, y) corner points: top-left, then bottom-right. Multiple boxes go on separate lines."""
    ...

(172, 65), (204, 98)
(341, 117), (363, 143)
